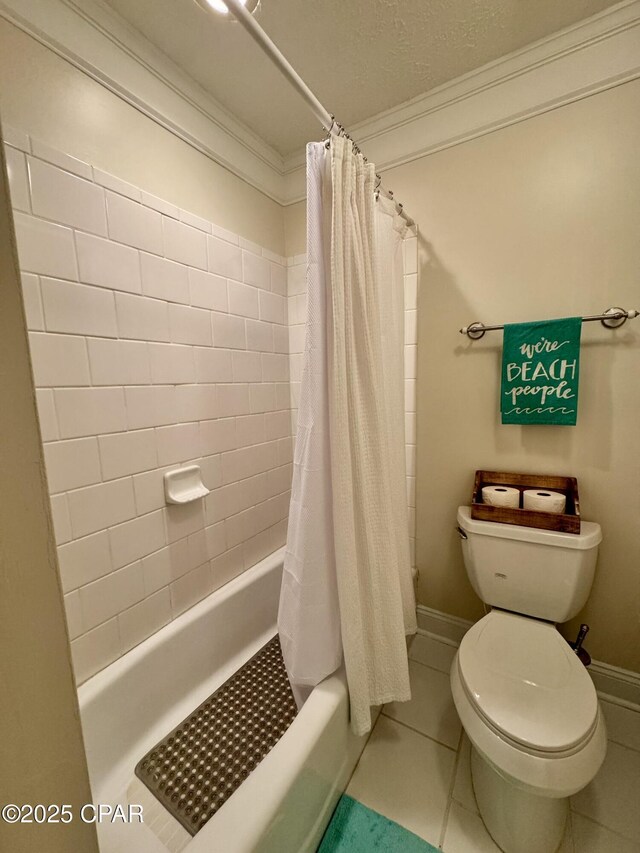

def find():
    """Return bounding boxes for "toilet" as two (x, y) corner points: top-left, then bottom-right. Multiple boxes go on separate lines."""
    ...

(451, 506), (607, 853)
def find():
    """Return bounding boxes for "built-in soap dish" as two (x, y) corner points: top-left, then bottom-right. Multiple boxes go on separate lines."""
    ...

(164, 465), (210, 505)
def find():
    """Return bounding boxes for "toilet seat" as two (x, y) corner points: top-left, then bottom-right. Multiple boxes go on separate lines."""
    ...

(451, 647), (607, 798)
(457, 610), (598, 755)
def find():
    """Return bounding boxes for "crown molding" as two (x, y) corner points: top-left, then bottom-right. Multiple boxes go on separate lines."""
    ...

(0, 0), (287, 202)
(282, 0), (640, 204)
(1, 0), (639, 209)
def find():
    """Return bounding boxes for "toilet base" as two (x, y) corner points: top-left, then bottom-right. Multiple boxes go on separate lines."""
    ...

(471, 746), (568, 853)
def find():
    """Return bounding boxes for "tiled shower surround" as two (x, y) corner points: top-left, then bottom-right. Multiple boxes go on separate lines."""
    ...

(4, 126), (418, 684)
(5, 128), (291, 684)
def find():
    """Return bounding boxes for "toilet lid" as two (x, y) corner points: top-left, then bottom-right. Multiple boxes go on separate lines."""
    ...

(458, 610), (598, 753)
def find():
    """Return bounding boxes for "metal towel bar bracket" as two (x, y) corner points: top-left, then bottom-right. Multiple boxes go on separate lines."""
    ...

(460, 307), (639, 339)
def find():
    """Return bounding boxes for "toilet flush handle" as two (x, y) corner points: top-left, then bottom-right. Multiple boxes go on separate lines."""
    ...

(456, 526), (468, 540)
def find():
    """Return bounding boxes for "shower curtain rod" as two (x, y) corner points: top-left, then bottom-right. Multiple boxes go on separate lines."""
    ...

(217, 0), (415, 229)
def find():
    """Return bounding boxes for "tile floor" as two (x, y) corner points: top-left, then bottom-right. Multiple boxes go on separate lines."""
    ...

(345, 633), (640, 852)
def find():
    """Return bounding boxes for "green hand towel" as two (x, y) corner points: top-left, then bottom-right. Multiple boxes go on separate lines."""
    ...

(501, 316), (582, 425)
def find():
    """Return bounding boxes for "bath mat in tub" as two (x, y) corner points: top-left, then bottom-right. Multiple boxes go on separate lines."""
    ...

(135, 635), (297, 836)
(317, 795), (439, 853)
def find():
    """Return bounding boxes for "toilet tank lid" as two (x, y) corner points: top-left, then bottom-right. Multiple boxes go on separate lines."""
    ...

(457, 506), (602, 550)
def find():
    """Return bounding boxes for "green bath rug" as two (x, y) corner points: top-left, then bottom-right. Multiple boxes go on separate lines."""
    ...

(318, 795), (439, 853)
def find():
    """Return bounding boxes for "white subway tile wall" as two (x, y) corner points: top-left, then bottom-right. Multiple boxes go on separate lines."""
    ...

(5, 130), (291, 685)
(287, 234), (418, 566)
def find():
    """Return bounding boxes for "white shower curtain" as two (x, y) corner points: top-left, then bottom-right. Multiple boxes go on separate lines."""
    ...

(278, 135), (416, 736)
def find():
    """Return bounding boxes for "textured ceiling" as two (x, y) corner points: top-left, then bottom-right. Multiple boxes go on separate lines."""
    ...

(102, 0), (621, 157)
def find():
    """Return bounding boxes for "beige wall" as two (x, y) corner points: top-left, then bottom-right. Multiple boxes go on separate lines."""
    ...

(0, 130), (99, 853)
(0, 20), (285, 255)
(283, 79), (640, 673)
(385, 79), (640, 673)
(284, 200), (306, 257)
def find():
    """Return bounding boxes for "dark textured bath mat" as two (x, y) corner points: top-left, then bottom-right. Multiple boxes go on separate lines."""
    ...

(135, 635), (297, 835)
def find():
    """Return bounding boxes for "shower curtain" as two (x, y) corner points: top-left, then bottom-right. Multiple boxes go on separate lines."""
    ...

(278, 135), (416, 736)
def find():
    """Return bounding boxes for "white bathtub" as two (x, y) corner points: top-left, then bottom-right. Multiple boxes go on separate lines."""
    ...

(78, 548), (368, 853)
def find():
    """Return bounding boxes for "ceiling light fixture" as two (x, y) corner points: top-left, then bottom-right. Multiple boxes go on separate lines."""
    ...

(197, 0), (259, 15)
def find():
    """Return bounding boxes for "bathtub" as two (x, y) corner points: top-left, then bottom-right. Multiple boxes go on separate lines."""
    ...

(78, 547), (368, 853)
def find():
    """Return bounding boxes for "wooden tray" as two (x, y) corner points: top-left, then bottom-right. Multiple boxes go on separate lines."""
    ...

(471, 470), (581, 534)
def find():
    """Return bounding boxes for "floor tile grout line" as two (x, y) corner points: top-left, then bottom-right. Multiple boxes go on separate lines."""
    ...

(437, 728), (466, 850)
(408, 655), (454, 677)
(370, 663), (640, 851)
(603, 735), (640, 755)
(564, 812), (576, 853)
(450, 797), (481, 817)
(570, 801), (640, 842)
(353, 710), (463, 852)
(380, 708), (458, 752)
(571, 810), (640, 846)
(343, 710), (381, 790)
(440, 731), (640, 849)
(352, 723), (640, 850)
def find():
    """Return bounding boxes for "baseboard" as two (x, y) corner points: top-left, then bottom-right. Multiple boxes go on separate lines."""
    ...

(416, 604), (640, 708)
(416, 604), (474, 645)
(589, 661), (640, 708)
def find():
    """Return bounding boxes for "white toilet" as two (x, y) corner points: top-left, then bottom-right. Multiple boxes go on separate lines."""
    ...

(451, 506), (607, 853)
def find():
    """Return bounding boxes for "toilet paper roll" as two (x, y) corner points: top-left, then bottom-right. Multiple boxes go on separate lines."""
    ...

(482, 485), (520, 508)
(522, 489), (566, 514)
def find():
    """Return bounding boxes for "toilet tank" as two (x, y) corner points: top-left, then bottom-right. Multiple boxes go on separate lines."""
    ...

(457, 506), (602, 623)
